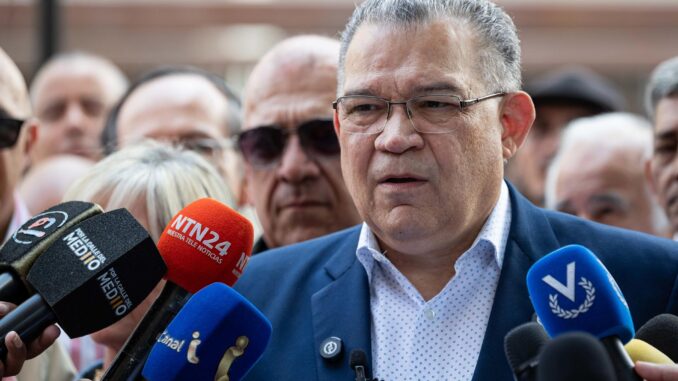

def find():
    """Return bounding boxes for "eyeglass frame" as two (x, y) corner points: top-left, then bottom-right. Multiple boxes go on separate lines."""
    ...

(235, 118), (340, 169)
(0, 117), (25, 149)
(332, 92), (506, 135)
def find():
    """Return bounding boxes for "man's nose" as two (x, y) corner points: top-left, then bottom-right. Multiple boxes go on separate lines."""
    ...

(276, 135), (320, 183)
(374, 103), (424, 154)
(63, 103), (88, 132)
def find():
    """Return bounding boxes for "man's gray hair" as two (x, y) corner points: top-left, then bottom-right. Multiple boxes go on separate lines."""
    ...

(338, 0), (522, 94)
(544, 112), (669, 233)
(645, 56), (678, 121)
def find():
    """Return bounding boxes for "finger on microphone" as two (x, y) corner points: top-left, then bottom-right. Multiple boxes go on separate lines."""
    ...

(0, 302), (11, 317)
(634, 361), (678, 380)
(0, 208), (166, 357)
(26, 324), (60, 360)
(3, 331), (27, 376)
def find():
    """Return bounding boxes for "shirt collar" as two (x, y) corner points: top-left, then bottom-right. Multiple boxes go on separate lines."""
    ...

(357, 181), (511, 279)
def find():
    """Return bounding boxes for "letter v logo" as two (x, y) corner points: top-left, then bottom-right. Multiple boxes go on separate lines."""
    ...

(542, 262), (576, 302)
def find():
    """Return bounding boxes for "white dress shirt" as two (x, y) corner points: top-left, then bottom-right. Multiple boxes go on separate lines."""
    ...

(356, 181), (512, 381)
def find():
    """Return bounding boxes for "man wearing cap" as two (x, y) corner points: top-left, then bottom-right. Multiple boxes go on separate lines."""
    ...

(506, 66), (626, 206)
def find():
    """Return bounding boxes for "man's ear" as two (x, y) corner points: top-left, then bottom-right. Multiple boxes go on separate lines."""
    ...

(241, 172), (253, 206)
(22, 118), (38, 156)
(645, 158), (658, 197)
(499, 91), (535, 160)
(17, 118), (38, 176)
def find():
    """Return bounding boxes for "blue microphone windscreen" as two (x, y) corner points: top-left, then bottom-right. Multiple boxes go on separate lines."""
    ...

(526, 245), (634, 343)
(142, 282), (272, 381)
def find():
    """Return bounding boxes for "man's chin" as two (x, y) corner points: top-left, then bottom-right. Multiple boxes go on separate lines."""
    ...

(276, 226), (334, 247)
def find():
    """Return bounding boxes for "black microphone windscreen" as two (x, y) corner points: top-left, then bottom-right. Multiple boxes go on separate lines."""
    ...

(635, 314), (678, 362)
(537, 332), (616, 381)
(349, 349), (368, 369)
(504, 322), (549, 376)
(0, 201), (102, 302)
(25, 208), (166, 337)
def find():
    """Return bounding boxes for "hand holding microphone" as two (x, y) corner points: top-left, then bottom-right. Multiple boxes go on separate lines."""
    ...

(0, 302), (60, 377)
(0, 201), (103, 377)
(0, 209), (166, 355)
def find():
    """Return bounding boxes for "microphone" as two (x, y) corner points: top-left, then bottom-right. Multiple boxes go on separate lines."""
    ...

(141, 282), (271, 381)
(635, 314), (678, 362)
(625, 339), (674, 365)
(527, 244), (640, 381)
(101, 198), (254, 380)
(504, 322), (549, 381)
(0, 208), (166, 358)
(0, 201), (102, 304)
(350, 350), (370, 381)
(536, 331), (617, 381)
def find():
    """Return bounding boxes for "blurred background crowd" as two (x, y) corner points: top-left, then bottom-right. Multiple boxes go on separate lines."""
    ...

(1, 0), (678, 380)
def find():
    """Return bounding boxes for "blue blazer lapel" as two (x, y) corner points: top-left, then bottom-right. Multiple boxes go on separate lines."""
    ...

(311, 228), (372, 381)
(472, 184), (562, 381)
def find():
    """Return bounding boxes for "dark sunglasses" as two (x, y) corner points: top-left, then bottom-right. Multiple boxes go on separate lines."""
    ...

(0, 118), (24, 149)
(237, 119), (340, 168)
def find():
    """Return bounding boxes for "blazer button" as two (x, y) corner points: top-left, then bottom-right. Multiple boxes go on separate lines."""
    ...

(319, 336), (343, 361)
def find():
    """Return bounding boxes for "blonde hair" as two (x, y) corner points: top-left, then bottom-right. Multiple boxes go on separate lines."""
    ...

(64, 141), (233, 240)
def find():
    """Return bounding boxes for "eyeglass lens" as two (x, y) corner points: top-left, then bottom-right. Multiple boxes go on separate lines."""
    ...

(238, 119), (339, 167)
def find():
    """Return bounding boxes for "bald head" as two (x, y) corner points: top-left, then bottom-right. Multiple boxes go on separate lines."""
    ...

(240, 35), (361, 249)
(243, 35), (340, 126)
(19, 155), (95, 215)
(0, 47), (31, 119)
(29, 52), (127, 161)
(31, 52), (127, 107)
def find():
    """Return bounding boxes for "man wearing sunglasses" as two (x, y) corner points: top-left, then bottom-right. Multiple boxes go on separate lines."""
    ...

(0, 47), (75, 379)
(237, 35), (361, 252)
(233, 1), (678, 380)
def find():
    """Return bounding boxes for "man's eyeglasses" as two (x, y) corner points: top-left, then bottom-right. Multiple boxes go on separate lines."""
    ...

(172, 137), (232, 157)
(236, 119), (339, 168)
(332, 92), (505, 134)
(0, 117), (24, 149)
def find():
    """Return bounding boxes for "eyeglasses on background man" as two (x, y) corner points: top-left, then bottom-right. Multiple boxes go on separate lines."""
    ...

(0, 117), (24, 149)
(236, 118), (340, 169)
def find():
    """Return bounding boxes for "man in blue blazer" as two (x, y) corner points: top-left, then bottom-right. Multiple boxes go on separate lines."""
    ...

(236, 187), (678, 380)
(235, 0), (678, 379)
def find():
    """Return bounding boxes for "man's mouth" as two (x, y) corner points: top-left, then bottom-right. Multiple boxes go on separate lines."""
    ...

(383, 177), (421, 183)
(378, 173), (427, 187)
